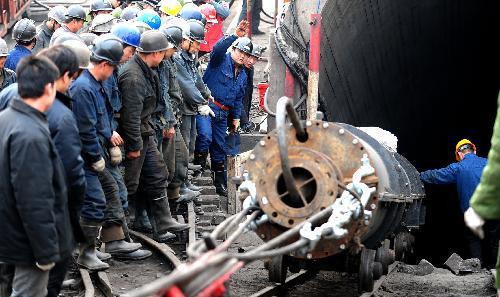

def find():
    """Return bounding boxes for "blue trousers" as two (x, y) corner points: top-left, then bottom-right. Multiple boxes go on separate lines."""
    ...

(195, 105), (229, 164)
(107, 163), (128, 211)
(81, 167), (106, 221)
(180, 114), (197, 156)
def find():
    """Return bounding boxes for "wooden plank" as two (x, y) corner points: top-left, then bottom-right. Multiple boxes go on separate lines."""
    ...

(95, 271), (113, 297)
(248, 270), (317, 297)
(129, 230), (181, 268)
(79, 269), (95, 297)
(187, 202), (196, 246)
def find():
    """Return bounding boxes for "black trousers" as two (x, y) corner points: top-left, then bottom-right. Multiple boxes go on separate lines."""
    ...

(464, 219), (500, 269)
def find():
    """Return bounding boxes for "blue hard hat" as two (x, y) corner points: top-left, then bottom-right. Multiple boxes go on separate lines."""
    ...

(136, 9), (161, 30)
(179, 5), (203, 21)
(111, 22), (141, 48)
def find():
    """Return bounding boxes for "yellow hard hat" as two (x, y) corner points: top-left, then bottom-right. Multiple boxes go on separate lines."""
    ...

(455, 139), (476, 161)
(160, 0), (182, 16)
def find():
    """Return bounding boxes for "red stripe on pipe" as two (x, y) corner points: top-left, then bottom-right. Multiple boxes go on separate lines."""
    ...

(309, 14), (322, 72)
(285, 67), (295, 98)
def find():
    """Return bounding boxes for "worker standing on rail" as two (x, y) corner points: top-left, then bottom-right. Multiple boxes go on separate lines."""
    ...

(50, 5), (86, 46)
(194, 20), (251, 197)
(0, 56), (70, 297)
(119, 30), (189, 243)
(0, 38), (16, 92)
(33, 6), (68, 53)
(465, 93), (500, 295)
(420, 139), (500, 268)
(5, 19), (37, 71)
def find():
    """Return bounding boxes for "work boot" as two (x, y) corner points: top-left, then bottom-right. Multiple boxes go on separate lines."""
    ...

(184, 180), (201, 192)
(132, 209), (153, 233)
(149, 194), (189, 237)
(176, 190), (198, 203)
(193, 151), (209, 177)
(180, 183), (201, 197)
(105, 240), (141, 254)
(77, 220), (110, 271)
(96, 250), (112, 261)
(112, 248), (153, 260)
(188, 163), (202, 171)
(167, 186), (181, 200)
(213, 168), (228, 197)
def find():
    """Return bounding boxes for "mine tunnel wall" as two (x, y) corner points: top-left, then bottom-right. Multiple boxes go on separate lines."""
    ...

(271, 0), (500, 263)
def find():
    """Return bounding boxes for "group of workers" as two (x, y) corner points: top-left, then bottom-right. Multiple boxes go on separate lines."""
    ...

(0, 0), (266, 295)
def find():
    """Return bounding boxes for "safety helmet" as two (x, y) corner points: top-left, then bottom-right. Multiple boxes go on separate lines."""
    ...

(65, 5), (87, 21)
(62, 40), (91, 69)
(47, 5), (68, 25)
(160, 0), (182, 16)
(90, 14), (116, 33)
(130, 20), (152, 34)
(111, 22), (141, 48)
(79, 32), (98, 46)
(250, 44), (266, 58)
(137, 30), (169, 53)
(90, 0), (113, 12)
(233, 37), (253, 54)
(91, 34), (124, 65)
(142, 0), (159, 8)
(159, 24), (182, 49)
(12, 19), (36, 42)
(179, 4), (203, 21)
(455, 139), (477, 161)
(163, 16), (189, 39)
(52, 32), (81, 45)
(121, 6), (140, 21)
(136, 9), (161, 30)
(0, 38), (9, 57)
(199, 3), (217, 23)
(186, 19), (205, 44)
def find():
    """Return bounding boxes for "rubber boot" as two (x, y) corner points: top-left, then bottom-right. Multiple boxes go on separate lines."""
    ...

(132, 207), (153, 233)
(180, 183), (201, 197)
(184, 180), (201, 192)
(149, 194), (190, 236)
(96, 250), (112, 261)
(77, 220), (109, 271)
(193, 151), (209, 177)
(212, 162), (228, 197)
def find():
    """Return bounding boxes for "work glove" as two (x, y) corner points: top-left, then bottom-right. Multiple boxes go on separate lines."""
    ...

(464, 207), (485, 239)
(36, 262), (55, 272)
(91, 157), (105, 172)
(109, 146), (122, 166)
(198, 104), (215, 117)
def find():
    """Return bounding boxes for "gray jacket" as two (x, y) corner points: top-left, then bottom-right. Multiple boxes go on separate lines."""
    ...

(33, 23), (53, 53)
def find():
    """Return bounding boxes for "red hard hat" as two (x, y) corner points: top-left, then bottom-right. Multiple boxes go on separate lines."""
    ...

(199, 3), (218, 23)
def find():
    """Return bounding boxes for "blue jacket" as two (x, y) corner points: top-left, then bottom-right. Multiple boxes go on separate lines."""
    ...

(0, 68), (16, 91)
(103, 70), (121, 131)
(173, 50), (210, 115)
(420, 153), (488, 212)
(70, 70), (112, 164)
(5, 44), (32, 71)
(153, 60), (176, 130)
(203, 34), (247, 119)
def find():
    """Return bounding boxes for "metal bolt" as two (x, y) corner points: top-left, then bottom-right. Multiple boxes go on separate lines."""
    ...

(339, 129), (345, 135)
(306, 253), (313, 259)
(259, 140), (266, 147)
(250, 154), (256, 160)
(262, 196), (269, 205)
(352, 139), (359, 145)
(405, 183), (409, 187)
(306, 121), (312, 127)
(322, 122), (329, 129)
(340, 244), (346, 250)
(370, 203), (377, 210)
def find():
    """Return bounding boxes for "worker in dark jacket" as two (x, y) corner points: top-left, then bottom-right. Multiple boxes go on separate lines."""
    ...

(119, 30), (189, 243)
(50, 5), (86, 46)
(5, 19), (37, 71)
(0, 38), (16, 92)
(33, 6), (67, 53)
(195, 21), (251, 197)
(0, 46), (86, 297)
(174, 19), (213, 158)
(0, 56), (71, 297)
(420, 139), (497, 267)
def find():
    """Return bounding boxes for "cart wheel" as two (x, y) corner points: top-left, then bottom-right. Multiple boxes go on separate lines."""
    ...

(268, 255), (288, 284)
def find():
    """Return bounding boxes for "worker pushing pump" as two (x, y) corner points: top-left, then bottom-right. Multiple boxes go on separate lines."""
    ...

(420, 139), (500, 269)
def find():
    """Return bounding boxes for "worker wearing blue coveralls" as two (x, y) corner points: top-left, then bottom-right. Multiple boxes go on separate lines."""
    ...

(420, 139), (499, 267)
(5, 19), (37, 71)
(195, 20), (251, 197)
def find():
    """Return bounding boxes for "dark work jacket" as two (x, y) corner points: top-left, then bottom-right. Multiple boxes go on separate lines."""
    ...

(0, 68), (16, 92)
(33, 22), (53, 53)
(173, 50), (209, 115)
(240, 67), (254, 125)
(152, 60), (176, 131)
(166, 58), (184, 119)
(118, 54), (160, 152)
(103, 69), (121, 131)
(203, 34), (247, 119)
(70, 70), (112, 164)
(0, 87), (86, 242)
(0, 99), (72, 265)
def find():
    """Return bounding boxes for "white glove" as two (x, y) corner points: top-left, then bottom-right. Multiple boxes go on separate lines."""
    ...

(109, 146), (122, 166)
(91, 157), (105, 172)
(198, 104), (215, 117)
(464, 207), (485, 239)
(36, 262), (55, 271)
